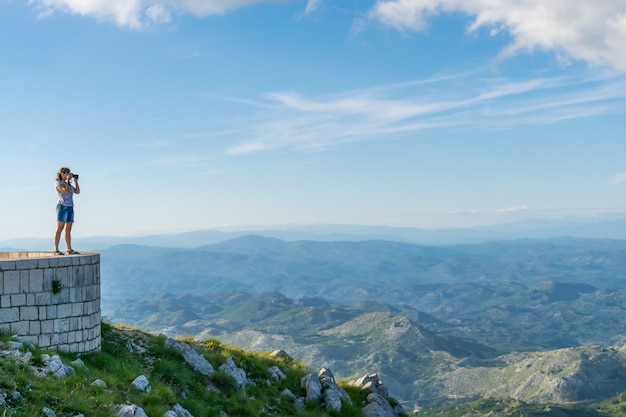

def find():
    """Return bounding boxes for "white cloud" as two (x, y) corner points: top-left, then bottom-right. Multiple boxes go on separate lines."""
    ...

(497, 206), (529, 214)
(368, 0), (626, 73)
(30, 0), (144, 28)
(305, 0), (323, 15)
(29, 0), (270, 28)
(225, 70), (626, 154)
(145, 5), (171, 24)
(611, 172), (626, 185)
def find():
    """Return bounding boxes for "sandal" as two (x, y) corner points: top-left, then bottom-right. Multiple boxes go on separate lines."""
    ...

(66, 250), (80, 255)
(54, 250), (65, 256)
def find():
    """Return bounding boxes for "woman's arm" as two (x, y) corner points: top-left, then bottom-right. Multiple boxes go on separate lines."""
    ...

(56, 182), (71, 193)
(73, 178), (80, 195)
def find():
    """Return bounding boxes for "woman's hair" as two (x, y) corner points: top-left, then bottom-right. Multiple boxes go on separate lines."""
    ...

(56, 167), (70, 181)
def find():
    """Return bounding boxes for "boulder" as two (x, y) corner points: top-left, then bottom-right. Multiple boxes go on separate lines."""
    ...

(41, 355), (76, 379)
(281, 388), (296, 399)
(91, 379), (107, 388)
(318, 368), (351, 404)
(301, 374), (322, 402)
(270, 349), (293, 361)
(268, 365), (287, 381)
(165, 338), (214, 377)
(41, 407), (57, 417)
(71, 358), (87, 369)
(349, 373), (389, 397)
(218, 357), (249, 391)
(170, 404), (194, 417)
(117, 404), (149, 417)
(294, 397), (305, 410)
(323, 388), (343, 411)
(362, 392), (397, 417)
(131, 375), (151, 392)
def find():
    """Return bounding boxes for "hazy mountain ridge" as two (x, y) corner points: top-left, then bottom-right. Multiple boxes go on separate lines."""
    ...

(102, 237), (626, 349)
(5, 217), (626, 251)
(100, 237), (626, 305)
(88, 234), (626, 409)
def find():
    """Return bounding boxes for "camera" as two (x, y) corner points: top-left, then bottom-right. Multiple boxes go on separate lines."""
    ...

(72, 174), (79, 179)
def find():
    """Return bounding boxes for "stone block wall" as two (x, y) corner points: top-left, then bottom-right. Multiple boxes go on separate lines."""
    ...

(0, 252), (101, 353)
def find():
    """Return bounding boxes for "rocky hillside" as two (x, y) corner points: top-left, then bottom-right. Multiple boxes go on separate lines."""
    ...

(107, 291), (626, 408)
(0, 323), (406, 417)
(3, 323), (626, 417)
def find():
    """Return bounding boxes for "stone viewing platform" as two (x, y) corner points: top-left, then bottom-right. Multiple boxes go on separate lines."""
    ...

(0, 251), (101, 353)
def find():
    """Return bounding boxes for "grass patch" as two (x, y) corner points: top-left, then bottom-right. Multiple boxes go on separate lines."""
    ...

(0, 322), (376, 417)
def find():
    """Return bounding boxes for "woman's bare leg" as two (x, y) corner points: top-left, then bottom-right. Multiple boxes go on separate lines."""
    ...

(65, 222), (73, 251)
(54, 222), (65, 252)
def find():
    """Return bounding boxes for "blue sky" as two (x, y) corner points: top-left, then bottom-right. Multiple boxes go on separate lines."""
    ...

(2, 0), (626, 240)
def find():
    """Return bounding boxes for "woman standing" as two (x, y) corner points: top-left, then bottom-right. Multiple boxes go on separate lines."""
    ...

(54, 167), (80, 255)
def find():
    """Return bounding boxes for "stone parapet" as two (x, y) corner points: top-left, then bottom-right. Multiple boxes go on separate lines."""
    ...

(0, 252), (101, 353)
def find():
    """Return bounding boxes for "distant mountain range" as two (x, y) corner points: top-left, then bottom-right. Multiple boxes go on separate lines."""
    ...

(94, 235), (626, 407)
(3, 216), (626, 251)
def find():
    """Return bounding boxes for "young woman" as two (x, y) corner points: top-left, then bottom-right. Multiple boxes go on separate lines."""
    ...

(54, 167), (80, 255)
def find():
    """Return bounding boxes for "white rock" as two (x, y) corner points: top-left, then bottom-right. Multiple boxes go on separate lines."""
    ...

(131, 375), (151, 392)
(41, 407), (57, 417)
(91, 379), (107, 388)
(118, 404), (149, 417)
(268, 365), (286, 381)
(171, 403), (195, 417)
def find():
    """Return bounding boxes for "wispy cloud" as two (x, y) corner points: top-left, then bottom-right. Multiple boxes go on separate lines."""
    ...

(497, 206), (529, 214)
(304, 0), (323, 15)
(225, 69), (626, 154)
(367, 0), (626, 73)
(611, 172), (626, 185)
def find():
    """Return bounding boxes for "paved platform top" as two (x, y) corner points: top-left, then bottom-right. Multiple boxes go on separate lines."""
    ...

(0, 251), (97, 260)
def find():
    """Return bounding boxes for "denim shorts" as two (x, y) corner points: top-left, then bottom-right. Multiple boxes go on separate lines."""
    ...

(56, 204), (75, 223)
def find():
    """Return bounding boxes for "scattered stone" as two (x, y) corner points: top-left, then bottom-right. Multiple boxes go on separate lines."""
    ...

(117, 404), (149, 417)
(40, 355), (76, 379)
(318, 368), (336, 388)
(8, 341), (23, 350)
(2, 343), (32, 362)
(41, 407), (57, 417)
(91, 379), (107, 388)
(349, 373), (389, 397)
(131, 375), (151, 392)
(71, 358), (87, 368)
(165, 338), (215, 376)
(270, 349), (293, 361)
(281, 388), (296, 399)
(294, 397), (305, 410)
(218, 357), (249, 391)
(268, 365), (286, 381)
(12, 390), (23, 401)
(170, 403), (194, 417)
